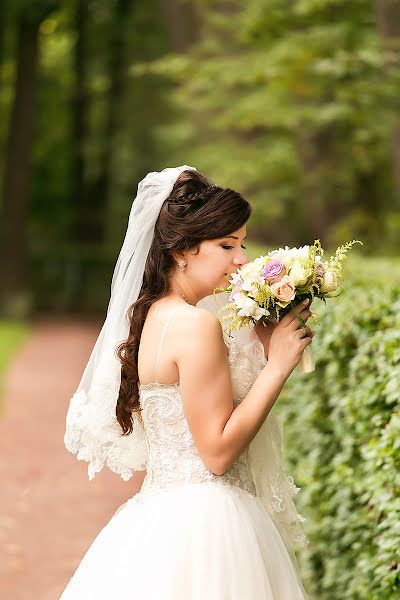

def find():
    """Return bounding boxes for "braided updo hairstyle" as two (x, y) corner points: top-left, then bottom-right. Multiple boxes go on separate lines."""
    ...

(116, 169), (252, 434)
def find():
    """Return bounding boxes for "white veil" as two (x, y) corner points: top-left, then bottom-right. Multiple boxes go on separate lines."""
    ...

(64, 165), (197, 480)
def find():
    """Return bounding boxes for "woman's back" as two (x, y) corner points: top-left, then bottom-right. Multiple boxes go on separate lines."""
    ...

(138, 301), (191, 387)
(138, 299), (238, 477)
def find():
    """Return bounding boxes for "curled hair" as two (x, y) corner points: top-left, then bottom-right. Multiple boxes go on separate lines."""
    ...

(116, 169), (252, 434)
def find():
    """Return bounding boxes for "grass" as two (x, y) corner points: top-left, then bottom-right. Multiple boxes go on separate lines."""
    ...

(0, 320), (29, 412)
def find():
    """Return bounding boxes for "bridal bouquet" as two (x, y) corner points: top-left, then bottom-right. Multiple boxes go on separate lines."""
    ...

(218, 239), (362, 373)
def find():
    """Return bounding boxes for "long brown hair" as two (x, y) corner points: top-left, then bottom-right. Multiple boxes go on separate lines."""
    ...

(116, 169), (252, 434)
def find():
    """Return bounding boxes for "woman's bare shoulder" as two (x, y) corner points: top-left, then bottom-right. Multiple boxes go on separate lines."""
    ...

(173, 306), (226, 359)
(178, 305), (222, 330)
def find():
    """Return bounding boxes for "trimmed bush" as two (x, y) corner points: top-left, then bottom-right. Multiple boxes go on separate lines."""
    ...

(277, 258), (400, 599)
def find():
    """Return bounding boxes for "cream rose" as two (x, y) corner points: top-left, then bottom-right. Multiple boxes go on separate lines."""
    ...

(289, 261), (311, 286)
(320, 271), (338, 293)
(239, 262), (260, 280)
(271, 275), (296, 305)
(235, 296), (270, 320)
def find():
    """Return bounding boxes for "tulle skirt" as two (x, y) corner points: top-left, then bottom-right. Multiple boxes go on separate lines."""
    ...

(59, 481), (308, 599)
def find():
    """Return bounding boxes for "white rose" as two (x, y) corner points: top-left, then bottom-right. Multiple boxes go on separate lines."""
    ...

(254, 256), (268, 269)
(239, 262), (260, 280)
(289, 261), (311, 286)
(320, 271), (338, 293)
(269, 248), (292, 263)
(235, 296), (270, 320)
(252, 305), (270, 320)
(296, 245), (310, 258)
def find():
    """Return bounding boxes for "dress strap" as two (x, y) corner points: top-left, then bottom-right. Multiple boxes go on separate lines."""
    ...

(154, 306), (185, 383)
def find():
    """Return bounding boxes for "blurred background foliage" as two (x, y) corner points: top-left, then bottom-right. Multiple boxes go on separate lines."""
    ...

(0, 0), (399, 316)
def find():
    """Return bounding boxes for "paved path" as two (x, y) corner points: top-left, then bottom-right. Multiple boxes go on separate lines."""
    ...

(0, 319), (145, 600)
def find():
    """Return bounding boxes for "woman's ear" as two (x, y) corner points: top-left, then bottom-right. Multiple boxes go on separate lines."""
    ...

(171, 251), (186, 264)
(187, 244), (200, 256)
(171, 251), (188, 271)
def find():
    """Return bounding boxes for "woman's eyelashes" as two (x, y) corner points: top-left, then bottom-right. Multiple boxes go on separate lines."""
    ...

(222, 245), (247, 250)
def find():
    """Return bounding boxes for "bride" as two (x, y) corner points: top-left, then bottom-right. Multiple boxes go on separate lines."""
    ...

(61, 166), (314, 599)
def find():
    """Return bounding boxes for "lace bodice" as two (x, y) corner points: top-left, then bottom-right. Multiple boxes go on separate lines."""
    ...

(136, 303), (271, 500)
(138, 383), (256, 498)
(138, 334), (260, 499)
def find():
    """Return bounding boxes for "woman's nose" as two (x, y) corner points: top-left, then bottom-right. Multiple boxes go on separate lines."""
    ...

(234, 252), (249, 267)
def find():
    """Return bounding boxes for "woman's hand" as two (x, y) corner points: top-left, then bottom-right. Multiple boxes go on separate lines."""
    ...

(255, 299), (313, 359)
(267, 299), (314, 379)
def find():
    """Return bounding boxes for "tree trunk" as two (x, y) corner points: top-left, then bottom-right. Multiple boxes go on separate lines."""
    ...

(95, 0), (134, 245)
(0, 0), (5, 97)
(71, 0), (90, 242)
(0, 16), (40, 315)
(159, 0), (200, 52)
(295, 128), (333, 242)
(375, 0), (400, 203)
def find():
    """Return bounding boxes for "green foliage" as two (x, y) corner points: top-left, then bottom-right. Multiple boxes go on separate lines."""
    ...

(276, 257), (400, 599)
(143, 0), (400, 251)
(0, 320), (29, 410)
(1, 0), (400, 311)
(29, 0), (171, 247)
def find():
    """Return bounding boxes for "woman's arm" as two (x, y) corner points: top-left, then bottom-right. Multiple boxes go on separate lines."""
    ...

(176, 301), (313, 476)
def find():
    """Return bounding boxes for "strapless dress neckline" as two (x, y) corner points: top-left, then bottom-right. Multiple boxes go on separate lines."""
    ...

(139, 381), (180, 389)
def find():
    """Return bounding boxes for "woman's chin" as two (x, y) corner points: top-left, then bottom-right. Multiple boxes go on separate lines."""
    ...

(214, 275), (230, 290)
(202, 275), (229, 297)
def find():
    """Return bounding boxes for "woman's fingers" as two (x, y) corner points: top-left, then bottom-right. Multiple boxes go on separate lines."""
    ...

(297, 325), (313, 338)
(286, 308), (312, 330)
(280, 299), (312, 328)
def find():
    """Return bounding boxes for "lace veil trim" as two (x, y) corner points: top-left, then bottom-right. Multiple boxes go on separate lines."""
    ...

(64, 381), (147, 481)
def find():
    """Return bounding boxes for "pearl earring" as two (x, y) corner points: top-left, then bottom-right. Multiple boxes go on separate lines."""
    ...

(178, 260), (187, 271)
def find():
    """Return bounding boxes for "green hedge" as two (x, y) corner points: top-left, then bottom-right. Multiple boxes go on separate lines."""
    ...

(276, 258), (400, 599)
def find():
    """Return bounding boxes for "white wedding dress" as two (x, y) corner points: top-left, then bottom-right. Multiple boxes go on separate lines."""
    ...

(60, 301), (309, 599)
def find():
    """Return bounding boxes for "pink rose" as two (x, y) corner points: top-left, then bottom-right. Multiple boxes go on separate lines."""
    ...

(271, 275), (296, 305)
(262, 259), (286, 283)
